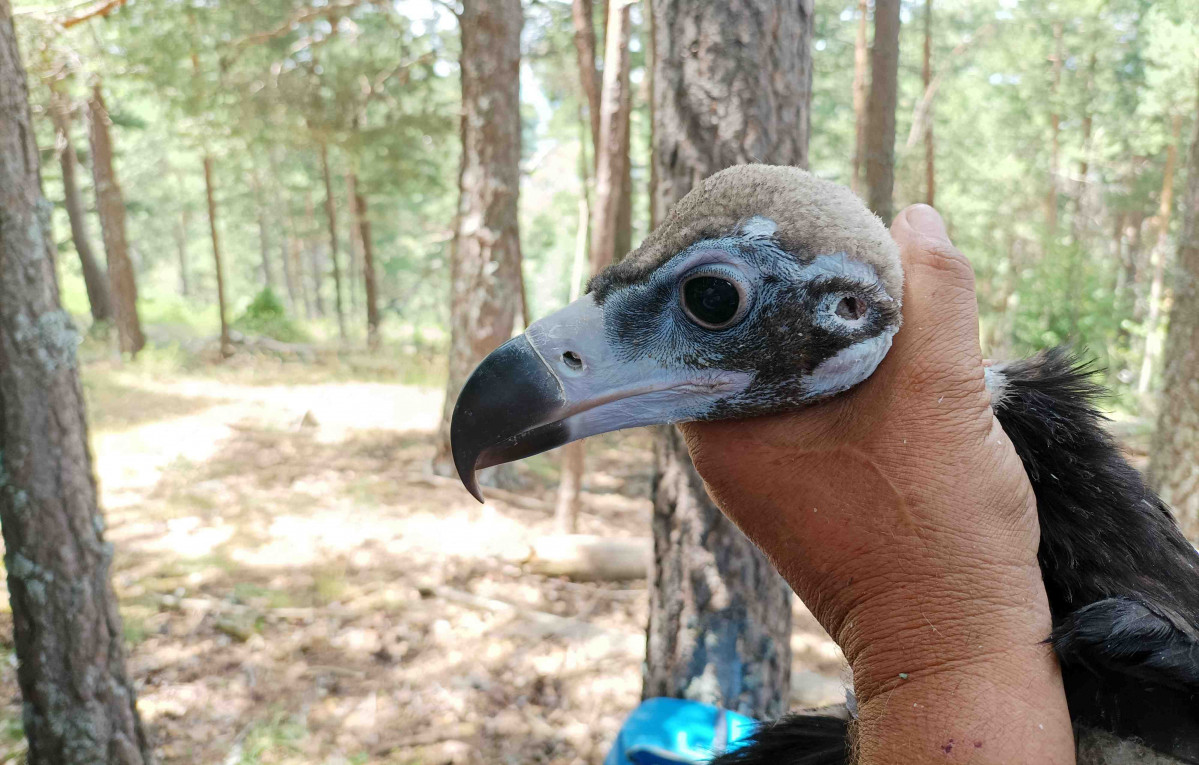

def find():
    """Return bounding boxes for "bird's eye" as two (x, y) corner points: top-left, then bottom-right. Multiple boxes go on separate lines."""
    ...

(680, 271), (747, 329)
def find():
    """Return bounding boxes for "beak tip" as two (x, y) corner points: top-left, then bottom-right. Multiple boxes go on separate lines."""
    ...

(450, 444), (485, 503)
(466, 477), (485, 504)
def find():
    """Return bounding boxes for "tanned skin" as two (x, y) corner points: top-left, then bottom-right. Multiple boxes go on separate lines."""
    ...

(682, 205), (1077, 765)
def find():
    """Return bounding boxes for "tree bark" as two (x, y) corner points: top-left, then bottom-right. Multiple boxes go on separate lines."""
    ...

(290, 233), (311, 318)
(865, 0), (900, 223)
(1149, 80), (1199, 539)
(49, 85), (112, 324)
(175, 207), (190, 298)
(0, 6), (152, 762)
(646, 1), (659, 228)
(269, 151), (298, 312)
(555, 0), (635, 531)
(571, 0), (601, 150)
(555, 115), (595, 533)
(433, 0), (524, 472)
(922, 0), (935, 206)
(251, 173), (275, 292)
(303, 191), (325, 318)
(201, 155), (231, 357)
(319, 141), (347, 342)
(644, 0), (811, 719)
(344, 171), (362, 315)
(1073, 50), (1098, 242)
(348, 172), (380, 349)
(86, 82), (144, 356)
(1139, 114), (1184, 396)
(851, 0), (869, 195)
(590, 4), (632, 279)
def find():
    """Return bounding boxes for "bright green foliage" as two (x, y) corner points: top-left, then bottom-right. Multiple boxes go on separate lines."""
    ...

(10, 0), (1199, 410)
(234, 288), (307, 343)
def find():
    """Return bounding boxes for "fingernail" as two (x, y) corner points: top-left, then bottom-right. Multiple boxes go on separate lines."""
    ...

(906, 204), (949, 242)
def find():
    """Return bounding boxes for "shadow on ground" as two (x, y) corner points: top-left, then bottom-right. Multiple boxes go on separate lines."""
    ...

(0, 365), (844, 765)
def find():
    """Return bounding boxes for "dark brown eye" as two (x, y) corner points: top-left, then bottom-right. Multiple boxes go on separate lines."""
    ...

(682, 275), (742, 328)
(836, 295), (867, 321)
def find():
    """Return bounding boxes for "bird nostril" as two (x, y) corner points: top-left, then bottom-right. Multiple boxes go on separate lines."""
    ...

(562, 351), (584, 371)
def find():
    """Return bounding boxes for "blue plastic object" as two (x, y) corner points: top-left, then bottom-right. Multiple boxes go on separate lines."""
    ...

(604, 697), (759, 765)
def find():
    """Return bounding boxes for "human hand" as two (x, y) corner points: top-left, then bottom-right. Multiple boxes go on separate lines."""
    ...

(680, 205), (1075, 764)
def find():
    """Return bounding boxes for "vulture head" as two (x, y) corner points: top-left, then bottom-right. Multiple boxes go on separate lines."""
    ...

(452, 165), (904, 501)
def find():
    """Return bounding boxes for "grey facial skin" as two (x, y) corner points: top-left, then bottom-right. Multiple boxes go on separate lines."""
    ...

(450, 221), (901, 501)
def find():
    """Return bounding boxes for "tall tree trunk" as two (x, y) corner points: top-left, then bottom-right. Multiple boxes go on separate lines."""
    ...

(1139, 114), (1184, 396)
(615, 111), (634, 261)
(201, 155), (231, 357)
(87, 82), (144, 356)
(1073, 51), (1098, 243)
(922, 0), (935, 206)
(0, 8), (152, 762)
(345, 171), (362, 315)
(555, 112), (595, 532)
(571, 0), (633, 261)
(319, 141), (347, 342)
(348, 172), (380, 349)
(865, 0), (900, 223)
(555, 0), (634, 533)
(851, 0), (869, 195)
(304, 191), (326, 318)
(290, 232), (312, 319)
(49, 85), (112, 323)
(270, 151), (298, 312)
(644, 0), (811, 719)
(1149, 81), (1199, 539)
(251, 173), (275, 292)
(433, 0), (524, 472)
(1130, 209), (1150, 321)
(646, 0), (659, 228)
(590, 5), (632, 278)
(1045, 21), (1064, 237)
(571, 0), (601, 149)
(175, 207), (190, 298)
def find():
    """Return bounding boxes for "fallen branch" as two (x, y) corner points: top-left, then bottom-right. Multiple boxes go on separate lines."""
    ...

(376, 723), (479, 754)
(524, 534), (650, 581)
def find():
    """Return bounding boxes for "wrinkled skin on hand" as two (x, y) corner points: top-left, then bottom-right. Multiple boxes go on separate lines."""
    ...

(681, 206), (1076, 764)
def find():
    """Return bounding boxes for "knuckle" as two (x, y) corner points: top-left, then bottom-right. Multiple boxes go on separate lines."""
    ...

(921, 241), (976, 283)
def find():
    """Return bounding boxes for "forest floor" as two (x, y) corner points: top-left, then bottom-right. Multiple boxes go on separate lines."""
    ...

(0, 351), (846, 765)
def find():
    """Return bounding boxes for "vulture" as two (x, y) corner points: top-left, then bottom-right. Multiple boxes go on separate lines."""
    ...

(450, 165), (1199, 764)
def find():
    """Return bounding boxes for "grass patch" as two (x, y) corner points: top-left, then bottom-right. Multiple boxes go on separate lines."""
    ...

(232, 583), (295, 610)
(312, 567), (347, 606)
(232, 713), (307, 765)
(121, 603), (156, 645)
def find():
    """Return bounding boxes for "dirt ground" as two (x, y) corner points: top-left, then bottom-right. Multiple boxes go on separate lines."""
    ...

(0, 358), (845, 765)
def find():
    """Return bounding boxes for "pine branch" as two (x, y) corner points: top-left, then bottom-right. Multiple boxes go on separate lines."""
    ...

(61, 0), (128, 29)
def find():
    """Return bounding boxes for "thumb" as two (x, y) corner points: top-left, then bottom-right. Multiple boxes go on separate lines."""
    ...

(887, 205), (986, 385)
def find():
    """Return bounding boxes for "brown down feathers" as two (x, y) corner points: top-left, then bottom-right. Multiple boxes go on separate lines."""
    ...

(590, 164), (903, 303)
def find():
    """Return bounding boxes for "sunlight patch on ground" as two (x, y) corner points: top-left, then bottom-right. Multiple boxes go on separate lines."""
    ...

(0, 363), (843, 764)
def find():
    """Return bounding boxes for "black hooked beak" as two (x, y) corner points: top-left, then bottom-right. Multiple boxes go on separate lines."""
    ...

(449, 295), (753, 502)
(449, 335), (570, 502)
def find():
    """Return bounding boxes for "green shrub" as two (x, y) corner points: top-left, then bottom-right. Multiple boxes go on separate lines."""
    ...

(233, 288), (308, 343)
